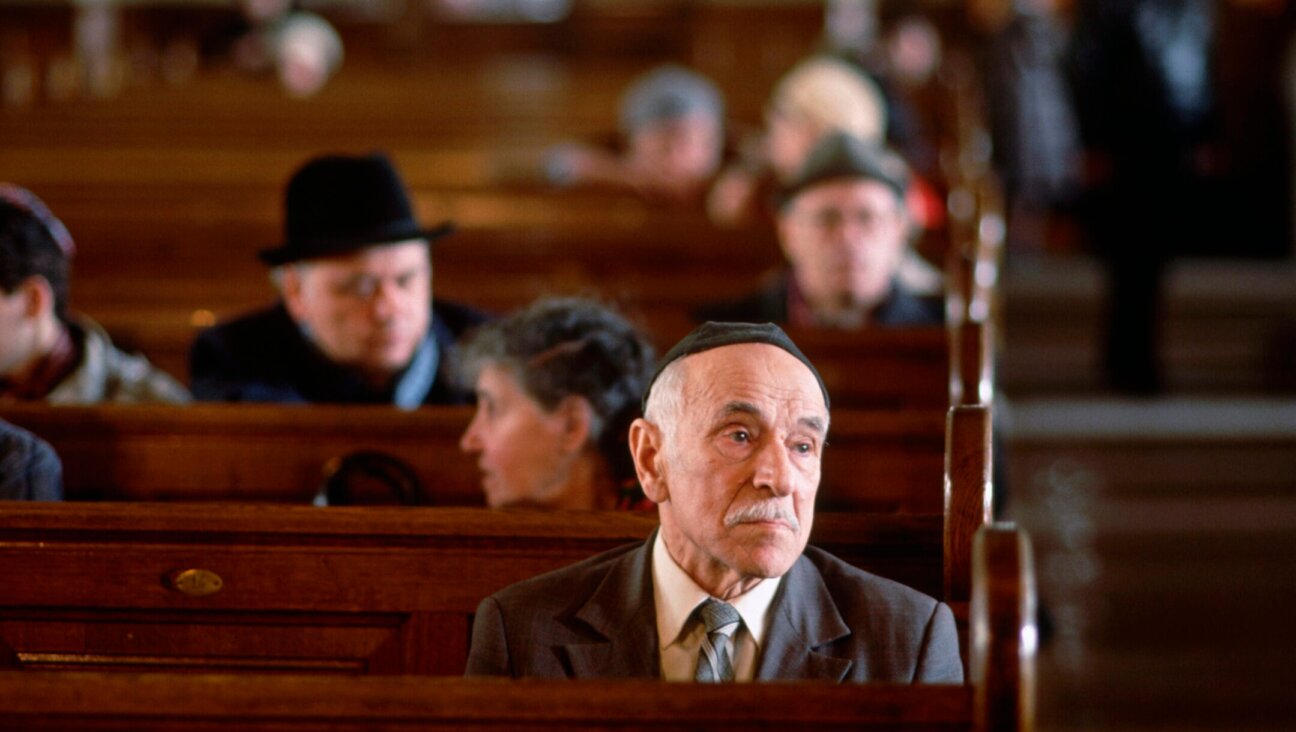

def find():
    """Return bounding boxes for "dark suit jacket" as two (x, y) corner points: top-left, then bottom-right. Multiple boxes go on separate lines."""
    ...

(0, 419), (63, 501)
(694, 271), (945, 327)
(189, 300), (488, 404)
(465, 538), (963, 682)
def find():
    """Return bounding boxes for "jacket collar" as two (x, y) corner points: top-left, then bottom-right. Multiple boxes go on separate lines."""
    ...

(561, 537), (661, 678)
(560, 540), (854, 681)
(754, 554), (854, 681)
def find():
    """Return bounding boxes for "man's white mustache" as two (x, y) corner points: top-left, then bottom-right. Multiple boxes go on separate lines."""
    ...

(725, 502), (800, 531)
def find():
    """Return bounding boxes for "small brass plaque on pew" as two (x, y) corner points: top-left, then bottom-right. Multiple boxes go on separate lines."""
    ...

(166, 569), (223, 597)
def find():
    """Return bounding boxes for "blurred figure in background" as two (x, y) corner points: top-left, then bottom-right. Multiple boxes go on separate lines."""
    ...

(698, 133), (942, 329)
(456, 297), (656, 510)
(0, 418), (62, 501)
(543, 65), (726, 206)
(190, 153), (487, 406)
(828, 3), (945, 183)
(0, 185), (189, 404)
(708, 54), (888, 229)
(1068, 0), (1222, 394)
(976, 0), (1082, 253)
(209, 0), (343, 98)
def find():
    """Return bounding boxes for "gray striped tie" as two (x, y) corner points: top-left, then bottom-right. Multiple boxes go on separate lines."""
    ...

(694, 598), (741, 683)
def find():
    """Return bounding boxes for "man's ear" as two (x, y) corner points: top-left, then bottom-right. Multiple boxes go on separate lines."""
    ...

(555, 395), (594, 454)
(279, 266), (307, 321)
(19, 276), (54, 319)
(628, 417), (669, 503)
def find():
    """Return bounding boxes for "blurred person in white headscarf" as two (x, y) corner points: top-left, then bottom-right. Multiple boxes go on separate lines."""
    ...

(707, 55), (887, 229)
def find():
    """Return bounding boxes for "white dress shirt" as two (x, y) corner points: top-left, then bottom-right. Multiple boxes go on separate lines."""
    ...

(651, 532), (783, 681)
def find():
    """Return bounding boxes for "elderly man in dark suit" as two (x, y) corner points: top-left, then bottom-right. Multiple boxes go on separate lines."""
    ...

(190, 153), (486, 406)
(466, 321), (962, 682)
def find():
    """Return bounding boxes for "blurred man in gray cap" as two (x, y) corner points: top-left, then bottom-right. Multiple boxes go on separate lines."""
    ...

(466, 320), (962, 682)
(698, 133), (942, 329)
(544, 64), (726, 205)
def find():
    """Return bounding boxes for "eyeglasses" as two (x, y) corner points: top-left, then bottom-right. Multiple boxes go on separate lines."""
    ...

(328, 268), (428, 300)
(792, 206), (893, 233)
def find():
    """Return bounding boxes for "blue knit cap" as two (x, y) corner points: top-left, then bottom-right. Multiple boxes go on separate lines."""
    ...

(618, 65), (724, 136)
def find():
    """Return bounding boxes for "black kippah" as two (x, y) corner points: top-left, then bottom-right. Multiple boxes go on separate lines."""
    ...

(641, 321), (830, 411)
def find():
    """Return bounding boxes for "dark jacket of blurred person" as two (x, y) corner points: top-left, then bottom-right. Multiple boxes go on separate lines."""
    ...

(192, 299), (483, 405)
(0, 418), (63, 501)
(1068, 0), (1221, 393)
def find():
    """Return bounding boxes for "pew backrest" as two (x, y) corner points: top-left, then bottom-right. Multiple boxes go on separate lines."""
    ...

(0, 505), (948, 675)
(0, 403), (955, 512)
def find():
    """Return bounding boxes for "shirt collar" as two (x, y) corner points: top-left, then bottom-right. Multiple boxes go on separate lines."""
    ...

(392, 334), (437, 409)
(651, 532), (782, 651)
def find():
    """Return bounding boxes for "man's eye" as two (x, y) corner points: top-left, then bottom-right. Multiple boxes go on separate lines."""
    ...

(729, 430), (750, 443)
(792, 441), (814, 455)
(337, 279), (375, 298)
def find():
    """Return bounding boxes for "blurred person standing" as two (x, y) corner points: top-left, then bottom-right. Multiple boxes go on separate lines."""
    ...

(977, 0), (1082, 252)
(1069, 0), (1222, 393)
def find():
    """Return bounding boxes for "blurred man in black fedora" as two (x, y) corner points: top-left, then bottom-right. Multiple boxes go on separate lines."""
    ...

(190, 152), (487, 406)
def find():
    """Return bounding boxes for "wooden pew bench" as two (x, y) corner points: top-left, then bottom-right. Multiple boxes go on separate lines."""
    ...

(0, 402), (979, 514)
(0, 675), (975, 731)
(0, 505), (953, 675)
(0, 523), (1034, 731)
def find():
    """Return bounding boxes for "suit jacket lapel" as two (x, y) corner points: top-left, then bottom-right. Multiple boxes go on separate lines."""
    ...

(756, 555), (854, 681)
(561, 538), (660, 678)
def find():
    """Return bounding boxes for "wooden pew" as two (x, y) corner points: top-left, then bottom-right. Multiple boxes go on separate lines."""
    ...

(0, 522), (1035, 731)
(0, 505), (953, 675)
(0, 400), (993, 605)
(0, 1), (824, 139)
(0, 675), (974, 731)
(0, 402), (969, 513)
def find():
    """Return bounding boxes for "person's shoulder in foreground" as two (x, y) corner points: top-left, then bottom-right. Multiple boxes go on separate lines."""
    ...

(0, 418), (63, 501)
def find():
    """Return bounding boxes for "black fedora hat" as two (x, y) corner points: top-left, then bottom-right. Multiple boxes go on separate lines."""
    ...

(259, 152), (454, 266)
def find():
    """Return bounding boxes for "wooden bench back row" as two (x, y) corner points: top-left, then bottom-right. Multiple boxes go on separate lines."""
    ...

(28, 185), (970, 404)
(0, 522), (1034, 731)
(0, 401), (987, 515)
